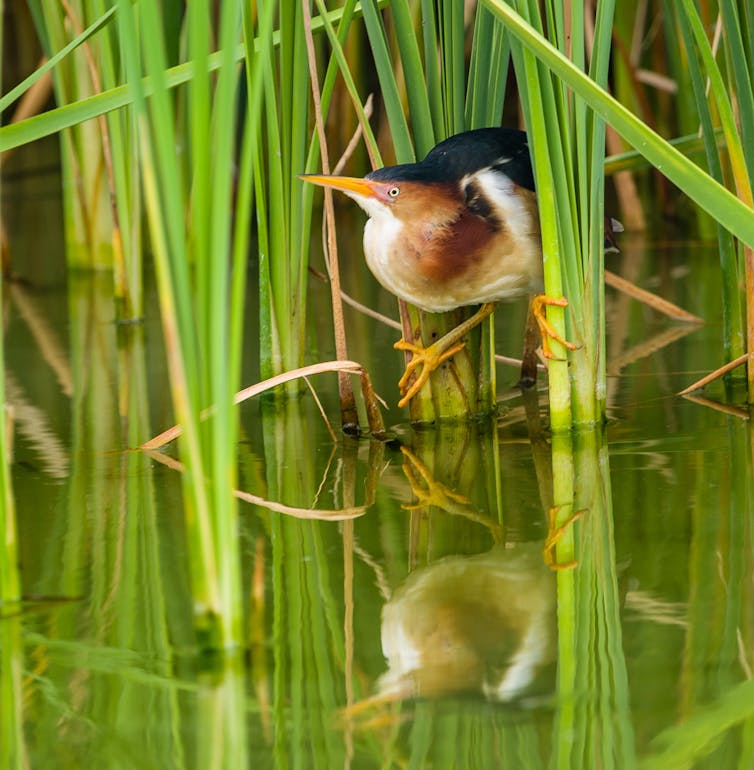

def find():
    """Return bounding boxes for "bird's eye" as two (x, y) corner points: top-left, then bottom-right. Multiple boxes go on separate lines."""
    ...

(388, 186), (400, 198)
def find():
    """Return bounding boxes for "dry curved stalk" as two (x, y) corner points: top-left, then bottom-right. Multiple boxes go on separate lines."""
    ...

(677, 352), (753, 396)
(606, 325), (698, 376)
(680, 393), (750, 420)
(144, 449), (369, 520)
(233, 489), (368, 520)
(140, 360), (370, 450)
(604, 270), (704, 322)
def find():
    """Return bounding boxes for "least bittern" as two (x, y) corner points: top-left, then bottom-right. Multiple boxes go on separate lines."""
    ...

(302, 128), (618, 407)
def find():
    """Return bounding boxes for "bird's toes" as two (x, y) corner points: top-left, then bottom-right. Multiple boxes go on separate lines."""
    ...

(397, 374), (429, 408)
(393, 338), (421, 354)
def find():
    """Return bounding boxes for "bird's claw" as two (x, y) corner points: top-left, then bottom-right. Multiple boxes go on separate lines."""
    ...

(531, 295), (579, 360)
(394, 338), (466, 408)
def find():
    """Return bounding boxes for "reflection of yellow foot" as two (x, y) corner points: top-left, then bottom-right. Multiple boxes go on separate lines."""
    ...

(543, 505), (585, 570)
(400, 447), (505, 541)
(394, 302), (497, 407)
(400, 446), (470, 511)
(395, 338), (465, 408)
(530, 295), (579, 360)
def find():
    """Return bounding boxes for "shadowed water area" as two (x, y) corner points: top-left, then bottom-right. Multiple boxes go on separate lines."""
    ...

(2, 141), (753, 769)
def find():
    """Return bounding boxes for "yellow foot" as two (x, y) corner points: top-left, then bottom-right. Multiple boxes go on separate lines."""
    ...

(530, 294), (579, 360)
(394, 338), (466, 408)
(542, 505), (586, 570)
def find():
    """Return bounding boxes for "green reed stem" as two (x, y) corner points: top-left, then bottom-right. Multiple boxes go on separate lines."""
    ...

(306, 0), (381, 168)
(26, 0), (116, 269)
(520, 64), (572, 431)
(675, 6), (745, 369)
(253, 0), (313, 382)
(465, 6), (509, 128)
(0, 380), (19, 605)
(391, 0), (434, 154)
(359, 0), (414, 162)
(553, 429), (636, 769)
(0, 6), (115, 113)
(118, 0), (246, 648)
(677, 0), (753, 394)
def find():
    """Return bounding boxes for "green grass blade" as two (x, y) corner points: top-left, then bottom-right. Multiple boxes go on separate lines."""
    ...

(441, 0), (465, 133)
(390, 0), (435, 153)
(359, 0), (414, 161)
(0, 6), (116, 113)
(420, 0), (444, 137)
(465, 7), (509, 128)
(310, 0), (381, 164)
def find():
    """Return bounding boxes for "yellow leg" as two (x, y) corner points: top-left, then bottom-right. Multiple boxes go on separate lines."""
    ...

(542, 505), (585, 570)
(394, 302), (496, 408)
(530, 294), (579, 360)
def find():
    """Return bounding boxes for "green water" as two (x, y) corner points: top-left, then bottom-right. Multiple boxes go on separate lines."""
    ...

(2, 150), (753, 769)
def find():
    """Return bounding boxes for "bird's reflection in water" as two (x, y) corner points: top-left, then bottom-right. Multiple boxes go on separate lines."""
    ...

(376, 543), (556, 705)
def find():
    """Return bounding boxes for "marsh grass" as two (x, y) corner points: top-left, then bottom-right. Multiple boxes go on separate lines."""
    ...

(486, 0), (754, 412)
(674, 0), (753, 390)
(113, 0), (249, 647)
(25, 1), (118, 272)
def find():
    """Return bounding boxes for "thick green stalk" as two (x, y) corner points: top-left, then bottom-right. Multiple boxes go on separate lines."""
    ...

(550, 432), (576, 770)
(465, 6), (509, 128)
(391, 0), (434, 154)
(211, 0), (246, 645)
(511, 38), (573, 431)
(566, 429), (635, 769)
(89, 0), (142, 317)
(359, 0), (415, 161)
(0, 319), (19, 605)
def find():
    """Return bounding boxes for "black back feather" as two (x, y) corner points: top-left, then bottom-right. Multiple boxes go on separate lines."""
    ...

(366, 128), (535, 192)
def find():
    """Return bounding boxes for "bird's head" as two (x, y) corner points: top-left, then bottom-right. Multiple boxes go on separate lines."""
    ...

(299, 173), (404, 220)
(300, 164), (465, 238)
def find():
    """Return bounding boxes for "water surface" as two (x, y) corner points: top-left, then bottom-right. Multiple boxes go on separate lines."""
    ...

(2, 149), (753, 770)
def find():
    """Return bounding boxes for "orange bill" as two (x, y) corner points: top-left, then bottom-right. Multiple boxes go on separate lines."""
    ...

(298, 174), (380, 198)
